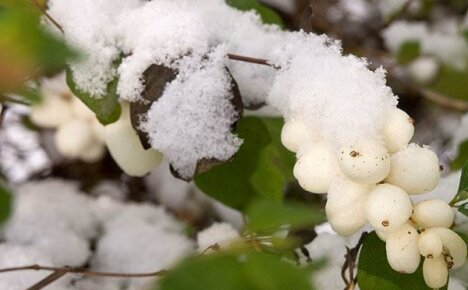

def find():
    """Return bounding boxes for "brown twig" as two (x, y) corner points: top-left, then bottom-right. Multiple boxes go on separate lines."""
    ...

(31, 0), (64, 34)
(227, 53), (278, 68)
(26, 268), (70, 290)
(341, 232), (368, 290)
(0, 264), (166, 278)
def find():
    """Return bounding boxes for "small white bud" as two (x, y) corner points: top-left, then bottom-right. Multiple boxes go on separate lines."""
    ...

(326, 178), (371, 236)
(423, 255), (448, 289)
(413, 199), (454, 229)
(386, 223), (420, 273)
(55, 120), (94, 158)
(418, 229), (443, 259)
(386, 144), (440, 194)
(382, 108), (414, 153)
(338, 139), (390, 184)
(281, 119), (312, 153)
(293, 142), (338, 194)
(366, 184), (412, 233)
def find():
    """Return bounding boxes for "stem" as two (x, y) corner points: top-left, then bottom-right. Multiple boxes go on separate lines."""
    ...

(31, 0), (64, 33)
(227, 53), (278, 68)
(26, 268), (69, 290)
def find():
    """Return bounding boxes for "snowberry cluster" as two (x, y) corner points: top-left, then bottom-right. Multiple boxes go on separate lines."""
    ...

(281, 107), (466, 288)
(31, 77), (106, 163)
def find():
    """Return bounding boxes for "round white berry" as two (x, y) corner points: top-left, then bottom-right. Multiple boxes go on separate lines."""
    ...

(408, 56), (439, 84)
(386, 223), (420, 274)
(338, 139), (390, 184)
(385, 144), (440, 194)
(418, 229), (443, 259)
(326, 178), (371, 236)
(431, 227), (467, 269)
(375, 229), (391, 241)
(382, 108), (414, 153)
(55, 120), (94, 158)
(30, 95), (73, 128)
(366, 184), (412, 233)
(71, 98), (95, 120)
(423, 255), (448, 289)
(281, 119), (312, 153)
(91, 120), (106, 143)
(79, 142), (105, 163)
(105, 104), (163, 177)
(413, 199), (454, 229)
(293, 143), (338, 194)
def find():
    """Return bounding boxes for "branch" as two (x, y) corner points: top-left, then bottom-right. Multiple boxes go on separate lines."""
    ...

(341, 232), (368, 290)
(26, 268), (69, 290)
(0, 264), (166, 278)
(31, 0), (64, 34)
(227, 53), (278, 68)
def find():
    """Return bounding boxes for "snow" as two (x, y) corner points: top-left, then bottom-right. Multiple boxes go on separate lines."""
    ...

(196, 222), (240, 251)
(0, 179), (194, 290)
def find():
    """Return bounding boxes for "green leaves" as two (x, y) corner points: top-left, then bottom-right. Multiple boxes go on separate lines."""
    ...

(450, 161), (468, 216)
(226, 0), (283, 26)
(0, 179), (12, 224)
(396, 41), (420, 65)
(357, 232), (447, 290)
(451, 140), (468, 170)
(246, 199), (324, 234)
(427, 65), (468, 101)
(0, 1), (75, 92)
(158, 251), (314, 290)
(66, 68), (121, 125)
(195, 117), (296, 210)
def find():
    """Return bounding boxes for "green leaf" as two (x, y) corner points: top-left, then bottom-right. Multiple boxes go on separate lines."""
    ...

(226, 0), (283, 26)
(428, 65), (468, 101)
(396, 41), (420, 65)
(451, 140), (468, 170)
(195, 117), (296, 211)
(357, 232), (448, 290)
(450, 161), (468, 216)
(66, 68), (121, 125)
(0, 179), (12, 224)
(158, 251), (314, 290)
(246, 199), (324, 234)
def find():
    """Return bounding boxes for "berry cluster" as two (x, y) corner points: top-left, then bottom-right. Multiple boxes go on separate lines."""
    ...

(281, 107), (466, 288)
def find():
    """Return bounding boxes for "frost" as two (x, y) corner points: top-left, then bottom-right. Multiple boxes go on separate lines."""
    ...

(196, 222), (240, 251)
(144, 48), (242, 179)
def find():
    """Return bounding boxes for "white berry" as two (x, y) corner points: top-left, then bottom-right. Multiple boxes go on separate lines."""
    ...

(385, 144), (440, 194)
(431, 227), (467, 269)
(79, 142), (106, 163)
(55, 120), (94, 158)
(423, 255), (448, 289)
(386, 223), (420, 273)
(30, 95), (73, 128)
(281, 119), (312, 153)
(71, 98), (95, 120)
(326, 178), (371, 236)
(418, 229), (443, 259)
(413, 199), (454, 229)
(338, 139), (390, 184)
(408, 56), (439, 84)
(105, 104), (163, 177)
(382, 108), (414, 153)
(366, 184), (412, 233)
(293, 142), (338, 194)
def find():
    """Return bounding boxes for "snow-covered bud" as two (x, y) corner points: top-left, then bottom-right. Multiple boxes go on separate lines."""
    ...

(423, 255), (448, 289)
(386, 144), (440, 194)
(408, 56), (439, 84)
(281, 119), (312, 153)
(386, 223), (420, 273)
(293, 142), (338, 194)
(412, 199), (454, 229)
(105, 104), (163, 177)
(382, 108), (414, 153)
(418, 229), (443, 259)
(196, 222), (240, 252)
(30, 95), (73, 128)
(338, 139), (390, 184)
(55, 120), (95, 158)
(366, 184), (412, 233)
(326, 178), (371, 236)
(431, 227), (467, 269)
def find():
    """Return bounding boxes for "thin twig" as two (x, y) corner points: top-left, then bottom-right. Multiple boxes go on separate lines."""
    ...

(227, 53), (278, 68)
(0, 264), (166, 278)
(31, 0), (64, 33)
(26, 268), (69, 290)
(380, 0), (414, 30)
(341, 232), (368, 290)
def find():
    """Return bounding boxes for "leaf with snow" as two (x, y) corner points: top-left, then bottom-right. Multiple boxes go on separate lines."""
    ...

(144, 49), (243, 180)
